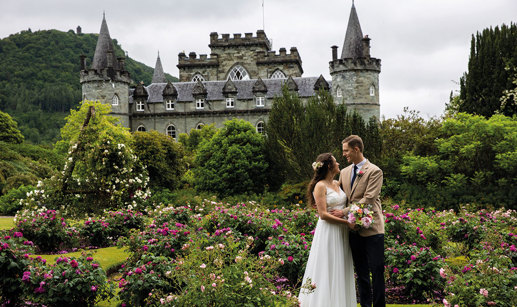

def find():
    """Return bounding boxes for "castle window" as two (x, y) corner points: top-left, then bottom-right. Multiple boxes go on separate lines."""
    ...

(192, 74), (205, 82)
(270, 70), (286, 79)
(196, 99), (205, 109)
(226, 98), (234, 108)
(137, 125), (146, 132)
(136, 101), (145, 111)
(256, 121), (265, 134)
(336, 87), (343, 98)
(166, 125), (176, 138)
(370, 86), (375, 97)
(112, 95), (119, 105)
(166, 100), (175, 110)
(196, 123), (204, 130)
(256, 96), (265, 107)
(228, 65), (250, 81)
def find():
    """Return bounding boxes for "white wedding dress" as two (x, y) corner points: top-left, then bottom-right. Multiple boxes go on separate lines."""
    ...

(298, 186), (357, 306)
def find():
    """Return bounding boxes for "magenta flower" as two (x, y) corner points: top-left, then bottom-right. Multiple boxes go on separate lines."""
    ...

(70, 260), (78, 268)
(393, 267), (399, 273)
(86, 257), (93, 261)
(135, 268), (142, 274)
(287, 256), (294, 262)
(91, 285), (97, 292)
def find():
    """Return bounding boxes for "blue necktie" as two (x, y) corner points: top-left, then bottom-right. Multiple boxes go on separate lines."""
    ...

(351, 165), (358, 188)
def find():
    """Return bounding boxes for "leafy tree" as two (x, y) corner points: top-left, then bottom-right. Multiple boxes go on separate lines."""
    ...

(132, 130), (185, 190)
(265, 87), (381, 185)
(459, 23), (517, 117)
(0, 110), (23, 143)
(194, 119), (268, 197)
(395, 113), (516, 209)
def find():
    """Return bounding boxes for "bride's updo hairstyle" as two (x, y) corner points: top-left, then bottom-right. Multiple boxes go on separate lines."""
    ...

(307, 153), (334, 208)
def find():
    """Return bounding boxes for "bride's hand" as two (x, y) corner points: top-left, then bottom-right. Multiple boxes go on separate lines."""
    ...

(329, 209), (344, 218)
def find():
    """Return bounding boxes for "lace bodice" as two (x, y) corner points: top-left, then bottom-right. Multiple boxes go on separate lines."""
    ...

(325, 186), (346, 210)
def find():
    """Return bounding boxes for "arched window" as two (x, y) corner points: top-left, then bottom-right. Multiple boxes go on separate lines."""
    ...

(112, 94), (119, 106)
(256, 121), (265, 134)
(370, 85), (375, 97)
(192, 74), (205, 82)
(336, 87), (343, 98)
(228, 65), (250, 81)
(196, 123), (204, 130)
(166, 125), (176, 138)
(270, 70), (286, 79)
(136, 125), (146, 132)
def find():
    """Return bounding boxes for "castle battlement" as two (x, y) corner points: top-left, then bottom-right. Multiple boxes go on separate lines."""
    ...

(79, 68), (131, 84)
(329, 57), (381, 74)
(256, 47), (302, 67)
(209, 30), (271, 50)
(177, 52), (219, 68)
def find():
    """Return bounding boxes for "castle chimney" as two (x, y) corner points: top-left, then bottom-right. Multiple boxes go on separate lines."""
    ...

(279, 48), (287, 56)
(118, 56), (125, 71)
(80, 54), (86, 70)
(189, 52), (197, 59)
(361, 35), (371, 58)
(331, 46), (338, 61)
(107, 50), (113, 68)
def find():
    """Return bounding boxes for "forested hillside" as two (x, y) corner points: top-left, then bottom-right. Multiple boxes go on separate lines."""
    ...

(0, 29), (177, 144)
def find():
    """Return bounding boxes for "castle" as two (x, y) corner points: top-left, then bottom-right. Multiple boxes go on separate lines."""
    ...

(80, 3), (381, 138)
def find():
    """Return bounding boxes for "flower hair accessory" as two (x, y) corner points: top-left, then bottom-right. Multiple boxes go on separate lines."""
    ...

(312, 161), (323, 171)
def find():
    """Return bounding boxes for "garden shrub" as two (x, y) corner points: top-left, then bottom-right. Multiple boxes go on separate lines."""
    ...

(0, 184), (33, 215)
(22, 255), (114, 306)
(0, 240), (31, 306)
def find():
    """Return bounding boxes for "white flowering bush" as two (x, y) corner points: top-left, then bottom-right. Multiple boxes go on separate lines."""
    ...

(21, 100), (150, 216)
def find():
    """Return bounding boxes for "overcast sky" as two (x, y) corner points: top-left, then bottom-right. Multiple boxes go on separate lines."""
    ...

(1, 0), (516, 119)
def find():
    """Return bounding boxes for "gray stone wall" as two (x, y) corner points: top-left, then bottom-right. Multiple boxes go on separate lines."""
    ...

(81, 79), (131, 127)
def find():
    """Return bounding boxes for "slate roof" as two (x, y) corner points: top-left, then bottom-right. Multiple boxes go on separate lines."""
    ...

(91, 14), (119, 70)
(143, 77), (329, 103)
(341, 3), (364, 59)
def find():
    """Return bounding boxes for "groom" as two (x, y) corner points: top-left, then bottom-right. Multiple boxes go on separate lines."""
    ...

(331, 135), (385, 307)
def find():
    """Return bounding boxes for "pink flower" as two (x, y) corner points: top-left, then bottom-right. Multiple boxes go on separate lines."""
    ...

(288, 256), (294, 262)
(392, 267), (399, 273)
(91, 285), (97, 292)
(135, 268), (142, 274)
(212, 282), (217, 287)
(200, 263), (206, 269)
(440, 268), (446, 278)
(70, 260), (78, 268)
(410, 255), (416, 261)
(479, 288), (488, 297)
(510, 245), (516, 252)
(201, 285), (205, 292)
(92, 263), (99, 269)
(86, 257), (93, 261)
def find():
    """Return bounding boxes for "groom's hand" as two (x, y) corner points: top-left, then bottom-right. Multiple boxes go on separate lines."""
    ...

(329, 209), (344, 218)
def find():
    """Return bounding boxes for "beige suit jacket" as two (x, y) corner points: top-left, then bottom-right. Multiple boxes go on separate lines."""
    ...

(339, 160), (384, 237)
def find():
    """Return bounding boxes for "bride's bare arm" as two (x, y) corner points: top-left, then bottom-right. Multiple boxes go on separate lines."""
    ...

(314, 182), (349, 225)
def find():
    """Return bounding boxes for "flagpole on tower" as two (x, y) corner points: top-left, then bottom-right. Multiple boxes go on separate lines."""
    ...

(262, 0), (265, 31)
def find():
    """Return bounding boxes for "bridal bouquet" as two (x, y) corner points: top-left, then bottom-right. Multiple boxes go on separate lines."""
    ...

(347, 203), (374, 229)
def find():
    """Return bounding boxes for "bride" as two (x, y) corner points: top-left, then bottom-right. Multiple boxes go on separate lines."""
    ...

(298, 153), (356, 306)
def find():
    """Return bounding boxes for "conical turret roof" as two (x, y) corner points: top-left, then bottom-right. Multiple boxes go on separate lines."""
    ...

(152, 52), (167, 83)
(341, 3), (364, 59)
(91, 13), (119, 70)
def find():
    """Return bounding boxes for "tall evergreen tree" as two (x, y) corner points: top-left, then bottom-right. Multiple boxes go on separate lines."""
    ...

(459, 23), (517, 117)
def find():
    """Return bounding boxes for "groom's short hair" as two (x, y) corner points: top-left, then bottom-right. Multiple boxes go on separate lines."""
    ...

(342, 135), (364, 152)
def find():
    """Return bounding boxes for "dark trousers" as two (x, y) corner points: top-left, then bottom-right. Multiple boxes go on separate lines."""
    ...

(349, 232), (385, 307)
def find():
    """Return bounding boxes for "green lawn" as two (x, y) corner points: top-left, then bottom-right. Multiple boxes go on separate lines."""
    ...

(0, 217), (14, 230)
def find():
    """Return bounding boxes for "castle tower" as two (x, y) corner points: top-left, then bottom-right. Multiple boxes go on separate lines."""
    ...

(330, 2), (381, 121)
(80, 13), (132, 127)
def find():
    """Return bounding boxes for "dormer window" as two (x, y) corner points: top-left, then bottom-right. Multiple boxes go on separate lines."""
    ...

(112, 94), (119, 105)
(166, 100), (175, 110)
(196, 98), (205, 109)
(137, 125), (146, 132)
(228, 65), (250, 81)
(192, 74), (205, 82)
(226, 98), (234, 108)
(370, 86), (375, 97)
(270, 70), (286, 79)
(256, 96), (265, 107)
(136, 101), (145, 111)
